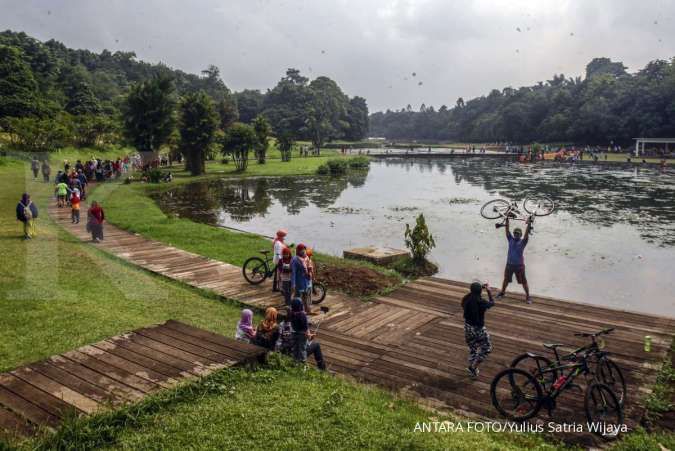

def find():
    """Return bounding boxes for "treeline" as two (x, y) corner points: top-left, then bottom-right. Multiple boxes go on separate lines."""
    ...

(0, 30), (368, 154)
(369, 57), (675, 145)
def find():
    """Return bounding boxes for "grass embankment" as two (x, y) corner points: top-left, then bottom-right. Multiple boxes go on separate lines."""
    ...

(1, 149), (559, 451)
(94, 155), (403, 299)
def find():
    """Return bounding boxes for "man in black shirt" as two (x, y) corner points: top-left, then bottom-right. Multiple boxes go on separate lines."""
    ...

(462, 282), (496, 378)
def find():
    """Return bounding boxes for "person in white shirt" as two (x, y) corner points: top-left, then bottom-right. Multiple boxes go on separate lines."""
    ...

(272, 229), (288, 292)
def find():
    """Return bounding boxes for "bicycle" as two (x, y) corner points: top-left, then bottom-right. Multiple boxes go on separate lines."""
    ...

(510, 327), (626, 407)
(480, 196), (555, 231)
(242, 250), (327, 304)
(491, 349), (624, 439)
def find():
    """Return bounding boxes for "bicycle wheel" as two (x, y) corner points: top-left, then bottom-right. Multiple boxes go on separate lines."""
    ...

(584, 383), (624, 439)
(480, 199), (511, 219)
(510, 353), (558, 392)
(312, 282), (327, 304)
(490, 368), (543, 421)
(596, 359), (626, 407)
(523, 195), (555, 216)
(242, 257), (268, 285)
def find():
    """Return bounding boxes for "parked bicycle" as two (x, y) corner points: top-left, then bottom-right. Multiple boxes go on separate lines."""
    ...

(490, 342), (624, 439)
(510, 327), (626, 407)
(242, 250), (327, 303)
(480, 196), (555, 231)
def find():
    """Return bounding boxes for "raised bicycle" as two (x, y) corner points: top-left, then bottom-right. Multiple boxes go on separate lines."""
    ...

(510, 327), (626, 407)
(480, 196), (555, 231)
(242, 250), (327, 304)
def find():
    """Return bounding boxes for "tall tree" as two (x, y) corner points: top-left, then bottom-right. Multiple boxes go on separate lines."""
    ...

(0, 45), (43, 118)
(123, 75), (176, 164)
(252, 115), (271, 164)
(345, 96), (369, 141)
(217, 96), (239, 130)
(234, 89), (264, 123)
(179, 91), (219, 176)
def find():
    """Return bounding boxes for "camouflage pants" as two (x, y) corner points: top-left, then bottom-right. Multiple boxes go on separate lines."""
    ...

(464, 323), (492, 367)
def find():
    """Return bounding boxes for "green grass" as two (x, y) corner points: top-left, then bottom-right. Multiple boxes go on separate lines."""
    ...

(22, 357), (559, 451)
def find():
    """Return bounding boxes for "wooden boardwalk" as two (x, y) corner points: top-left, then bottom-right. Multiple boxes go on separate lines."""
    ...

(0, 320), (266, 440)
(48, 202), (675, 445)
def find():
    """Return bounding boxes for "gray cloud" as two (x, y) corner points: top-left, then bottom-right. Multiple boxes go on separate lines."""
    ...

(1, 0), (674, 111)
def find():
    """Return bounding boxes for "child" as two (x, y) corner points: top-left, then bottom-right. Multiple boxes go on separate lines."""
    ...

(235, 309), (256, 344)
(462, 282), (496, 378)
(279, 247), (293, 307)
(70, 189), (81, 224)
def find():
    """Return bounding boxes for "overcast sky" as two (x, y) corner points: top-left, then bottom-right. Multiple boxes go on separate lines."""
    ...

(1, 0), (674, 111)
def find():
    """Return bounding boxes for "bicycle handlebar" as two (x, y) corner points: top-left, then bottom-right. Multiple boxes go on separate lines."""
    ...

(573, 327), (615, 338)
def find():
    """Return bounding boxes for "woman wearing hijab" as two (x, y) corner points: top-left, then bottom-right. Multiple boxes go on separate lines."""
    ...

(290, 298), (326, 370)
(462, 281), (496, 378)
(279, 247), (293, 306)
(87, 201), (105, 242)
(254, 307), (280, 350)
(272, 229), (288, 292)
(16, 193), (38, 239)
(235, 309), (256, 343)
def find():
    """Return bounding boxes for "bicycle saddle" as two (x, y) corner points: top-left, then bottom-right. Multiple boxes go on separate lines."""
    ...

(259, 250), (271, 254)
(543, 343), (564, 350)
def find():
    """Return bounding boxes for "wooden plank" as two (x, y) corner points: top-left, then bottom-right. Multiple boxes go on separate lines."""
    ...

(133, 329), (235, 365)
(163, 320), (265, 357)
(0, 384), (59, 428)
(77, 345), (176, 389)
(147, 325), (251, 362)
(92, 340), (191, 379)
(0, 405), (35, 438)
(107, 336), (210, 376)
(0, 373), (83, 418)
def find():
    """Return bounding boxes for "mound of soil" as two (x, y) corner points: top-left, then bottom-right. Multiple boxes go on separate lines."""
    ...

(314, 262), (399, 298)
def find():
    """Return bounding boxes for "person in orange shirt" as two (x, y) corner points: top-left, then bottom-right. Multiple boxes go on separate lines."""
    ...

(70, 189), (81, 224)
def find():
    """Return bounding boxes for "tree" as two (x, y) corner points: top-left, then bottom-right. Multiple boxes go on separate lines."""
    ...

(216, 97), (239, 130)
(234, 89), (264, 123)
(252, 115), (271, 164)
(123, 75), (176, 164)
(178, 91), (219, 176)
(220, 122), (257, 171)
(60, 65), (101, 115)
(277, 131), (294, 162)
(0, 45), (43, 118)
(404, 213), (436, 263)
(585, 58), (627, 79)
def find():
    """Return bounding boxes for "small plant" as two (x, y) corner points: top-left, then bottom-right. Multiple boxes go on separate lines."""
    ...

(348, 156), (370, 169)
(404, 213), (436, 262)
(144, 168), (164, 183)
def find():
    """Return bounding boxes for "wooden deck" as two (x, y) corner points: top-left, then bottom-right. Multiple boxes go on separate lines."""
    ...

(47, 202), (675, 445)
(0, 320), (266, 440)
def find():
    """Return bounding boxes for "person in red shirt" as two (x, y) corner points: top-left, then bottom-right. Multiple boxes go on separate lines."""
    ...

(87, 201), (105, 242)
(70, 190), (81, 224)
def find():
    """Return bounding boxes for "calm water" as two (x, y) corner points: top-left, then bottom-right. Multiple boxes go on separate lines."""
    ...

(155, 158), (675, 316)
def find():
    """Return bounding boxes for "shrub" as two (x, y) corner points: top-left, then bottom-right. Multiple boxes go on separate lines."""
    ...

(348, 156), (370, 169)
(317, 164), (329, 175)
(404, 213), (436, 262)
(144, 169), (164, 183)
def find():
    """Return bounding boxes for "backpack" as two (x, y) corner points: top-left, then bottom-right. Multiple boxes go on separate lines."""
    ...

(21, 202), (32, 220)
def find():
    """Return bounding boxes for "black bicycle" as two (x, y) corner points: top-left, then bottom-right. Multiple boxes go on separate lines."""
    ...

(480, 196), (555, 230)
(242, 250), (327, 303)
(510, 327), (626, 407)
(491, 349), (624, 439)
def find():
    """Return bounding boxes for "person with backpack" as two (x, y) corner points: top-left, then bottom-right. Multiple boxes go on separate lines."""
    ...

(16, 193), (38, 239)
(462, 282), (496, 378)
(55, 179), (69, 208)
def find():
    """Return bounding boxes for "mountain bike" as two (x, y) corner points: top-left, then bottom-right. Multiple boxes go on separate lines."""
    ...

(491, 349), (624, 439)
(242, 250), (327, 304)
(510, 327), (626, 407)
(480, 196), (555, 230)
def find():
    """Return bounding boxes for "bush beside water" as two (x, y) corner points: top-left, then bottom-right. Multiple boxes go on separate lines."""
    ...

(317, 156), (370, 175)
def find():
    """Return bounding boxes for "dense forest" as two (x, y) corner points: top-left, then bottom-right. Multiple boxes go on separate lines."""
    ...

(369, 57), (675, 145)
(0, 30), (368, 153)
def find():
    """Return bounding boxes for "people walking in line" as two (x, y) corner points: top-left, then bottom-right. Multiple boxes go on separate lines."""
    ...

(462, 282), (495, 378)
(497, 216), (532, 303)
(16, 193), (38, 239)
(87, 201), (105, 242)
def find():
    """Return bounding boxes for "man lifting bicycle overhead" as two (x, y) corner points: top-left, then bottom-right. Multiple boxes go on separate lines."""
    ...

(497, 216), (533, 304)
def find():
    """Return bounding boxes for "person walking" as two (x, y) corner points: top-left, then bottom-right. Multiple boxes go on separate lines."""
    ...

(41, 160), (51, 183)
(462, 282), (495, 378)
(497, 216), (533, 303)
(55, 179), (69, 208)
(70, 189), (81, 224)
(31, 158), (40, 180)
(87, 201), (105, 242)
(16, 193), (38, 239)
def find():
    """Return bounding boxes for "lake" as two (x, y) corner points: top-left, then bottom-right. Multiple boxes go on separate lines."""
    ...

(154, 158), (675, 316)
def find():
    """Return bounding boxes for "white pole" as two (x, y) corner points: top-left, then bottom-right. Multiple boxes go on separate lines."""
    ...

(635, 140), (639, 157)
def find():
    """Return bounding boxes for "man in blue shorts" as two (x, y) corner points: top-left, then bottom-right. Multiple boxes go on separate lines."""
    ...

(498, 216), (532, 303)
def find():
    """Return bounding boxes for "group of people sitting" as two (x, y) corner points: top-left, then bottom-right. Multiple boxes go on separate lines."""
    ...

(235, 303), (326, 371)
